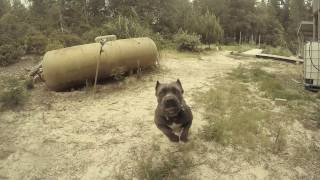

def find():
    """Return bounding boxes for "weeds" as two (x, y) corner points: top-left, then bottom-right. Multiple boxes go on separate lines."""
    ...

(229, 64), (309, 101)
(195, 82), (272, 148)
(271, 127), (287, 154)
(135, 153), (194, 180)
(292, 143), (320, 171)
(262, 46), (293, 57)
(0, 77), (28, 110)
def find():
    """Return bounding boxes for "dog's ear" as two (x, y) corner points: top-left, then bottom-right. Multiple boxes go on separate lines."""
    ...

(176, 79), (184, 94)
(155, 81), (161, 95)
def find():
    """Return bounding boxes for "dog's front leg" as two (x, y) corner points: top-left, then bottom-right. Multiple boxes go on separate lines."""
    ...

(180, 121), (192, 142)
(157, 124), (179, 142)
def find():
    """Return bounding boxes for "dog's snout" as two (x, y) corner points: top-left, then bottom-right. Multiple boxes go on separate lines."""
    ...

(165, 98), (178, 107)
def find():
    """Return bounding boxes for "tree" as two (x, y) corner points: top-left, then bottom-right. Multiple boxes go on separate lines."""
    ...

(197, 11), (223, 46)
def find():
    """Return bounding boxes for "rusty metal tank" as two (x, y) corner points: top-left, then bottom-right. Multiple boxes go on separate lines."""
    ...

(42, 37), (158, 91)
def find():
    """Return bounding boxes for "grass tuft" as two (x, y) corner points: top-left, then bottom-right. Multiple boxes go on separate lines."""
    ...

(195, 82), (271, 148)
(262, 46), (293, 57)
(229, 64), (310, 101)
(0, 77), (28, 110)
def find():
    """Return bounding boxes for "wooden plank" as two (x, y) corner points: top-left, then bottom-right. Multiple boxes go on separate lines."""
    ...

(256, 53), (304, 64)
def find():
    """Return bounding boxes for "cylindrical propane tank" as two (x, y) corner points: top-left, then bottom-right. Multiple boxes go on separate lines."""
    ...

(42, 37), (158, 91)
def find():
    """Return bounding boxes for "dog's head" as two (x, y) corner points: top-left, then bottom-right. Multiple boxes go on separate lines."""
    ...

(155, 79), (184, 117)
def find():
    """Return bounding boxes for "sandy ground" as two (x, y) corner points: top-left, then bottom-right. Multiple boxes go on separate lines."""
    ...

(0, 51), (319, 180)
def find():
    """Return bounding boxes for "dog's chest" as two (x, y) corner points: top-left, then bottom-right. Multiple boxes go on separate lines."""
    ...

(169, 122), (182, 131)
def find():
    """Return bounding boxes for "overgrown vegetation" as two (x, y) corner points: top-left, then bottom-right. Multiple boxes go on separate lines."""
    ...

(0, 77), (29, 110)
(228, 64), (310, 101)
(262, 46), (293, 57)
(174, 30), (201, 52)
(195, 62), (317, 152)
(114, 142), (201, 180)
(134, 152), (194, 180)
(0, 0), (312, 66)
(195, 82), (272, 149)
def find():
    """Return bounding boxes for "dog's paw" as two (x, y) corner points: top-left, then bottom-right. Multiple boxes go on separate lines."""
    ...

(180, 136), (188, 142)
(169, 135), (180, 142)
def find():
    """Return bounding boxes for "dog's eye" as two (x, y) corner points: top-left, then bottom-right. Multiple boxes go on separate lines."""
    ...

(159, 90), (166, 96)
(172, 88), (179, 94)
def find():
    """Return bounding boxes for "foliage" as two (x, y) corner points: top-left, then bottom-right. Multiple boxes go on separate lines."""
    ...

(196, 11), (223, 46)
(173, 30), (201, 52)
(262, 46), (293, 57)
(103, 15), (152, 39)
(50, 33), (84, 47)
(0, 0), (313, 65)
(25, 34), (48, 54)
(45, 40), (64, 52)
(0, 78), (28, 110)
(0, 44), (24, 66)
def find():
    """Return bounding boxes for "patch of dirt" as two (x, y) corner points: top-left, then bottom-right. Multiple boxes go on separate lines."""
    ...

(0, 52), (319, 179)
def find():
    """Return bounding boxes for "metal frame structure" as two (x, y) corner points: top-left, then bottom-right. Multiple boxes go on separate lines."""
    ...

(299, 0), (320, 91)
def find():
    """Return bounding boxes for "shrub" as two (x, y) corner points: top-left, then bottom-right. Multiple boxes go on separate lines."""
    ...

(49, 33), (84, 47)
(150, 32), (174, 50)
(103, 15), (152, 39)
(197, 11), (223, 46)
(0, 78), (28, 109)
(25, 34), (48, 54)
(81, 27), (105, 43)
(0, 44), (24, 66)
(173, 30), (201, 51)
(45, 40), (64, 52)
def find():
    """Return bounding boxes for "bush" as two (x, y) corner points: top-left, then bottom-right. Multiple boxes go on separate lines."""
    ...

(197, 11), (223, 46)
(45, 40), (64, 52)
(25, 34), (48, 54)
(103, 15), (152, 39)
(150, 32), (174, 50)
(173, 30), (201, 51)
(0, 78), (28, 110)
(49, 33), (84, 47)
(0, 44), (24, 66)
(81, 27), (105, 43)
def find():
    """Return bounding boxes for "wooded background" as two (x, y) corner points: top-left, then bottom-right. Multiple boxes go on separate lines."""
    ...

(0, 0), (312, 66)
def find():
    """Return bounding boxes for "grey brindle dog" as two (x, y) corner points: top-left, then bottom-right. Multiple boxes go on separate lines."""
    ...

(154, 79), (193, 142)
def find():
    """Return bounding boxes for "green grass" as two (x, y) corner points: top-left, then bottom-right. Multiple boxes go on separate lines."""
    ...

(195, 82), (272, 148)
(228, 64), (310, 101)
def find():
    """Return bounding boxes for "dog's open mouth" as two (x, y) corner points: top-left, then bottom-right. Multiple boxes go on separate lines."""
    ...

(165, 107), (180, 116)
